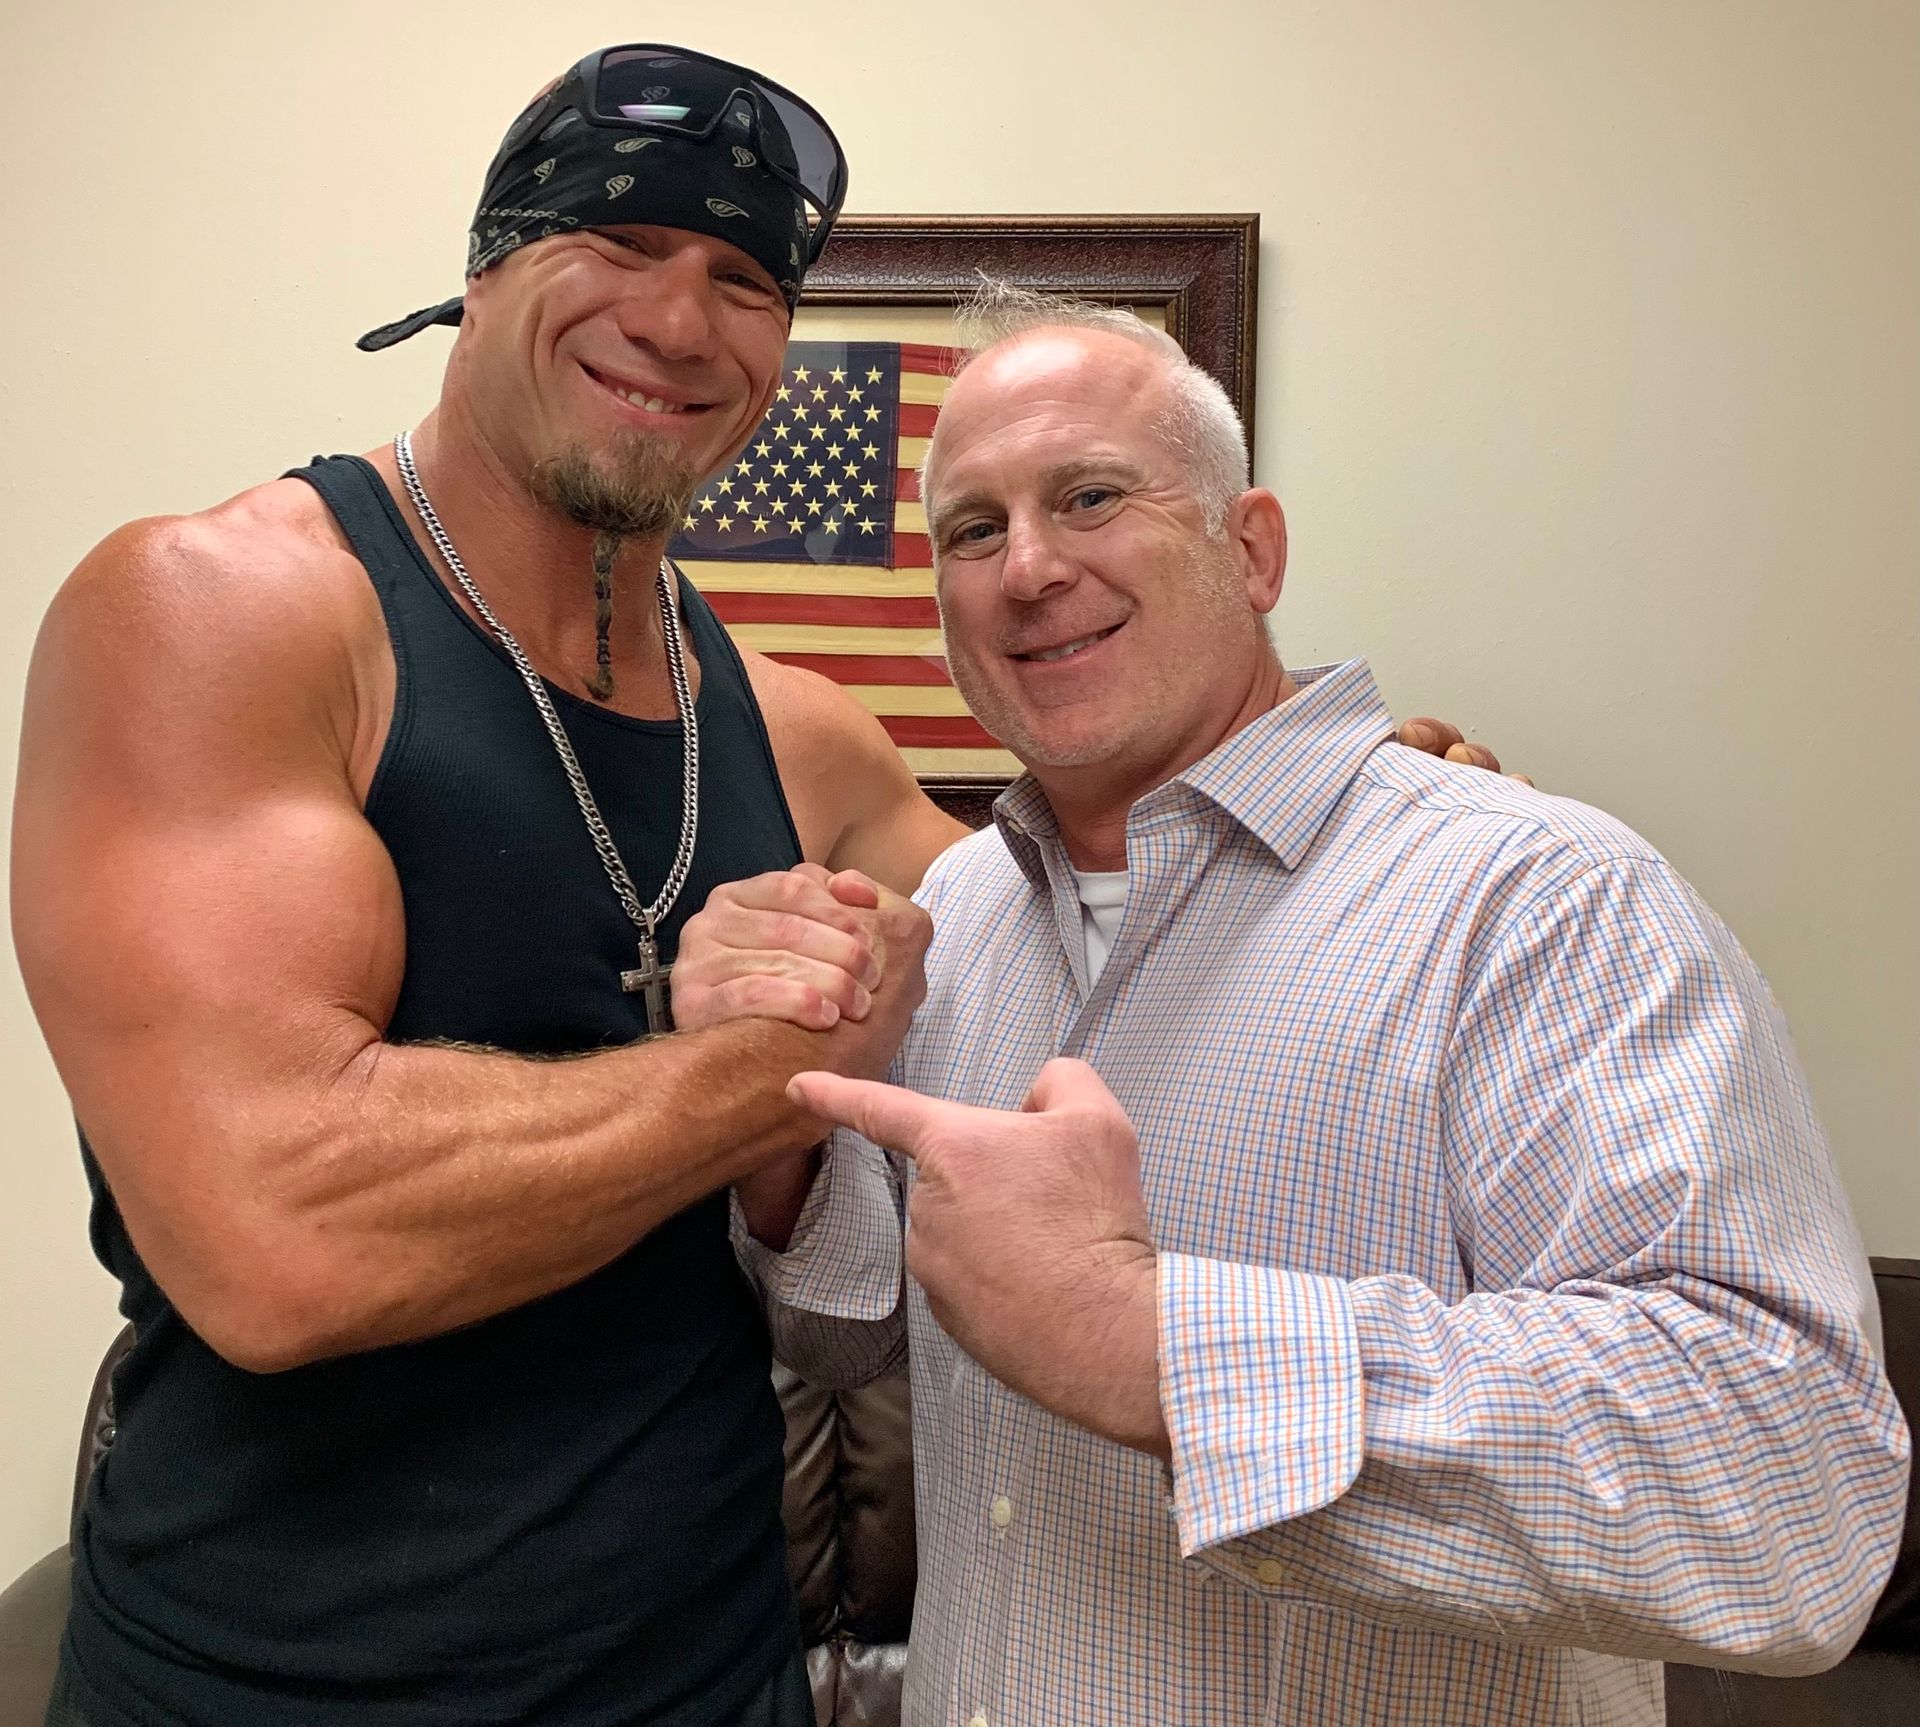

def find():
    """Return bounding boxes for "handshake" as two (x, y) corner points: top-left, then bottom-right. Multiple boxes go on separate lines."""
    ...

(671, 862), (934, 1067)
(670, 863), (933, 1252)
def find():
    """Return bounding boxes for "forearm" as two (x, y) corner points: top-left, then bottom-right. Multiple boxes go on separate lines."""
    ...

(999, 1248), (1169, 1461)
(113, 1015), (831, 1370)
(734, 1142), (823, 1250)
(731, 1128), (907, 1390)
(1163, 1258), (1908, 1672)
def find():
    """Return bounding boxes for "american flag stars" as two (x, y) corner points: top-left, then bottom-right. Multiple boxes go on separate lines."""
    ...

(672, 340), (1018, 774)
(677, 357), (893, 552)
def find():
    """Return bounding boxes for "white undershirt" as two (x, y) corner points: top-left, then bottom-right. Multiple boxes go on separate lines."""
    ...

(1071, 868), (1130, 985)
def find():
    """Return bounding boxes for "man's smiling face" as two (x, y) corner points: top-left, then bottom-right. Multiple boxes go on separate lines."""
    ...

(927, 328), (1280, 785)
(460, 222), (790, 529)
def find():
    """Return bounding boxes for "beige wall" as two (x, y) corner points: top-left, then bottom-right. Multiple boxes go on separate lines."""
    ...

(3, 0), (1915, 1580)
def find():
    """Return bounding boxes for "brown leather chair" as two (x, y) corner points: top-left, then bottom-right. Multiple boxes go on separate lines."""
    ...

(4, 1262), (1915, 1727)
(0, 1328), (127, 1727)
(779, 1362), (915, 1725)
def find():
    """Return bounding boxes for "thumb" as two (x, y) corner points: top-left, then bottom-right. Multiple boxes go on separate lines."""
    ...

(787, 1070), (941, 1157)
(827, 868), (882, 910)
(1021, 1056), (1118, 1115)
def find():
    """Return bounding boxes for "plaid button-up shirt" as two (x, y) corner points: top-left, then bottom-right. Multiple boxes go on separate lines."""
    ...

(739, 660), (1907, 1727)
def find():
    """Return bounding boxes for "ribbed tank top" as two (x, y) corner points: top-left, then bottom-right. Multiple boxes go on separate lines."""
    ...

(63, 453), (805, 1726)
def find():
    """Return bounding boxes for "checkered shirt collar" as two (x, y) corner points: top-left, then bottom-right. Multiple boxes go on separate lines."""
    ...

(990, 659), (1395, 885)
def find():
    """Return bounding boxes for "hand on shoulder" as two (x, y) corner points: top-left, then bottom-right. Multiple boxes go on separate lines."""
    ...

(1395, 714), (1533, 787)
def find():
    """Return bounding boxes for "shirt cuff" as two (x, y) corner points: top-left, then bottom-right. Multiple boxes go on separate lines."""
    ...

(1157, 1252), (1364, 1556)
(732, 1130), (901, 1322)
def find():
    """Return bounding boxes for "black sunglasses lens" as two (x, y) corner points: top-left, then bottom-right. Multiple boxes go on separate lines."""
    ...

(594, 50), (729, 128)
(590, 48), (843, 212)
(758, 87), (844, 211)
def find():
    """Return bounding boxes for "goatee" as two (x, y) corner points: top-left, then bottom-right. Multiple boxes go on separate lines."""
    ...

(530, 432), (700, 537)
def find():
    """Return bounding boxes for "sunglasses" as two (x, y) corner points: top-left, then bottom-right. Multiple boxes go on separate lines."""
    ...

(507, 44), (849, 267)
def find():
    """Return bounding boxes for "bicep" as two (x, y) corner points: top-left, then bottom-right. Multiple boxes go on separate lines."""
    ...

(18, 775), (402, 1112)
(11, 553), (402, 1282)
(744, 653), (967, 894)
(814, 688), (966, 892)
(826, 769), (968, 895)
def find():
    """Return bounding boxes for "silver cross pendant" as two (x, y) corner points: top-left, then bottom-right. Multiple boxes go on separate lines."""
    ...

(620, 919), (673, 1033)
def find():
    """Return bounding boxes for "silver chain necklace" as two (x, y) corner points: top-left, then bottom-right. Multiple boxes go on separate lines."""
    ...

(392, 431), (698, 1031)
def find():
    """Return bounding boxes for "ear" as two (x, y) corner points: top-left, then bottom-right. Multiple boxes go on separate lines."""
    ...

(455, 234), (554, 339)
(1227, 488), (1287, 616)
(455, 264), (500, 339)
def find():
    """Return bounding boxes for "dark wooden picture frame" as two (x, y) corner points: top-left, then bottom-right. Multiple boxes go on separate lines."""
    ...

(792, 214), (1262, 826)
(808, 213), (1261, 446)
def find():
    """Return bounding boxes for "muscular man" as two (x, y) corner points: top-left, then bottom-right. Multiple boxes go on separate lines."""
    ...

(678, 290), (1908, 1727)
(12, 47), (1503, 1727)
(11, 45), (949, 1727)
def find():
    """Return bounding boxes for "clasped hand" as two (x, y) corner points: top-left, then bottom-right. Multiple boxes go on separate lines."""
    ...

(672, 861), (930, 1062)
(673, 864), (931, 1244)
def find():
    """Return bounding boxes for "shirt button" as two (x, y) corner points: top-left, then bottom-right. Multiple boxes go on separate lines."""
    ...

(990, 1495), (1013, 1529)
(969, 1714), (990, 1727)
(1255, 1558), (1286, 1585)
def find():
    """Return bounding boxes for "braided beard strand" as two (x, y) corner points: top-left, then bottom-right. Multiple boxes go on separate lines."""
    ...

(527, 435), (700, 705)
(588, 532), (620, 702)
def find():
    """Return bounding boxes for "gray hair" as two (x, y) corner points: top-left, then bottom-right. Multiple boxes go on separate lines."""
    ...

(930, 277), (1251, 535)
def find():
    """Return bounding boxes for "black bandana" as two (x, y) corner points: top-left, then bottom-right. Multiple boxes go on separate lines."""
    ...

(358, 75), (812, 351)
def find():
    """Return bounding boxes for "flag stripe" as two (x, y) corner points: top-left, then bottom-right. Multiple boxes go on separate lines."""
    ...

(899, 343), (962, 373)
(899, 746), (1020, 775)
(899, 404), (940, 439)
(878, 714), (1002, 749)
(682, 563), (933, 598)
(705, 592), (939, 628)
(727, 623), (948, 655)
(841, 684), (973, 716)
(900, 373), (951, 407)
(769, 653), (952, 685)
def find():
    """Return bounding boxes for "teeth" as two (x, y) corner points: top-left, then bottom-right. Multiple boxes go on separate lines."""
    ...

(1029, 630), (1111, 663)
(623, 391), (685, 414)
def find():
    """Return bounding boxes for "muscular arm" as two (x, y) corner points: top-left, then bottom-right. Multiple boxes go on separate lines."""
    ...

(11, 513), (874, 1373)
(742, 652), (967, 894)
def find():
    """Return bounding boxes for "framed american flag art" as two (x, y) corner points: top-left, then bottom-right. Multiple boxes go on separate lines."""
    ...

(669, 214), (1260, 818)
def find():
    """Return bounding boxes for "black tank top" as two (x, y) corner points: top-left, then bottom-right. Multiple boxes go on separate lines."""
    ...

(64, 454), (805, 1726)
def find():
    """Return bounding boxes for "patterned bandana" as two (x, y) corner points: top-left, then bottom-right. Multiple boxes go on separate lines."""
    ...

(358, 64), (813, 351)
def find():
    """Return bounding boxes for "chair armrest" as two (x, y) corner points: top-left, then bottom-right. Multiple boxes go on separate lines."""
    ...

(1667, 1649), (1920, 1725)
(0, 1550), (69, 1727)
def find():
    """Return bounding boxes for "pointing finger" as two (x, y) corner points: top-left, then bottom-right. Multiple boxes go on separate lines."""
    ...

(787, 1070), (946, 1157)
